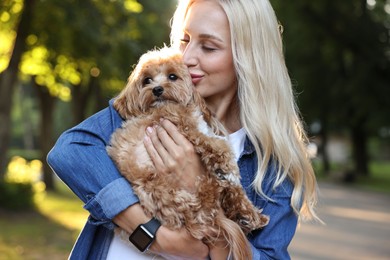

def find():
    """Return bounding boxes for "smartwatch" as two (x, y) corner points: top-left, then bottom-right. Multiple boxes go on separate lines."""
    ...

(129, 217), (161, 252)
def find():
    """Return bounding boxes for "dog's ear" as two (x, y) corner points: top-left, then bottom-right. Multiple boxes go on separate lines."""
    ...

(192, 88), (227, 136)
(192, 89), (213, 124)
(113, 73), (140, 119)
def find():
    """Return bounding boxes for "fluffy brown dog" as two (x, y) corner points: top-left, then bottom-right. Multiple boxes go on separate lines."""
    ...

(107, 47), (269, 259)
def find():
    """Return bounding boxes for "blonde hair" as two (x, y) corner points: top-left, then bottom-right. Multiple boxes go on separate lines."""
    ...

(170, 0), (320, 222)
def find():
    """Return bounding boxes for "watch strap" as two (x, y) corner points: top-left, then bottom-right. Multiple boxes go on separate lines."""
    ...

(143, 217), (161, 236)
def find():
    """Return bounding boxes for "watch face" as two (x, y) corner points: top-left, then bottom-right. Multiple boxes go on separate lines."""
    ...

(129, 225), (154, 252)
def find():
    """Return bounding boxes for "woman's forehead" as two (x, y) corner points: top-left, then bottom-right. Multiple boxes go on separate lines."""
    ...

(183, 1), (230, 40)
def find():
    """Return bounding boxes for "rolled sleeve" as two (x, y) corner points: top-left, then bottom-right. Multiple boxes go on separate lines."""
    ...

(84, 178), (139, 227)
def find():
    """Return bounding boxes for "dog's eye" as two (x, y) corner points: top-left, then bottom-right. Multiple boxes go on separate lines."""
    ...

(168, 74), (178, 81)
(143, 77), (152, 85)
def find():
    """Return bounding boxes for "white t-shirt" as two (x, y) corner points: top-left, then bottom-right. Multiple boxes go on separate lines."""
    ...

(227, 128), (246, 161)
(106, 231), (163, 259)
(106, 128), (246, 259)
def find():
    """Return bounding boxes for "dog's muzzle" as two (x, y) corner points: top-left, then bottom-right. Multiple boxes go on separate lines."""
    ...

(152, 86), (164, 97)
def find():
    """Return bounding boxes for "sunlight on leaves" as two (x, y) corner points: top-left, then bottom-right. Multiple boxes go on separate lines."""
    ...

(104, 78), (126, 94)
(0, 11), (11, 23)
(20, 45), (80, 102)
(11, 1), (23, 14)
(124, 0), (143, 13)
(0, 31), (16, 72)
(6, 156), (42, 184)
(55, 55), (82, 85)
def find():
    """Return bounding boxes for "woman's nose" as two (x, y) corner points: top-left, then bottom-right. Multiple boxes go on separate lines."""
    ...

(182, 44), (197, 67)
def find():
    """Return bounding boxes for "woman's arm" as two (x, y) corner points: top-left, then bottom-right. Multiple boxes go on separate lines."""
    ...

(47, 105), (139, 228)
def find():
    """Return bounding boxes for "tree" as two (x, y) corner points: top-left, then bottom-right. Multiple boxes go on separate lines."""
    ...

(273, 0), (390, 178)
(0, 0), (36, 178)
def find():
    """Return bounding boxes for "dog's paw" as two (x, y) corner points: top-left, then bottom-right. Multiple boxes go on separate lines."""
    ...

(215, 169), (226, 180)
(237, 212), (269, 232)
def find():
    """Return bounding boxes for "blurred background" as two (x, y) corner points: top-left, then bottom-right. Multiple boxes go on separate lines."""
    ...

(0, 0), (389, 259)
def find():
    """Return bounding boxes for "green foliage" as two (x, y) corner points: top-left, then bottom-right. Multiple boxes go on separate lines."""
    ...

(0, 156), (45, 210)
(271, 0), (390, 175)
(0, 181), (35, 210)
(1, 0), (176, 120)
(272, 0), (390, 132)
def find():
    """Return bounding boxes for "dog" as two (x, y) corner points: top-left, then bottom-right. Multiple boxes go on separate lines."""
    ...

(107, 47), (269, 259)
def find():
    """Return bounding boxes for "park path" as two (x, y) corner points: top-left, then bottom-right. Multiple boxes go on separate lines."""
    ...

(289, 182), (390, 260)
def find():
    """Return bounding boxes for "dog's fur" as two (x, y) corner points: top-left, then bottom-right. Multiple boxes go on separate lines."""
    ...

(107, 47), (269, 259)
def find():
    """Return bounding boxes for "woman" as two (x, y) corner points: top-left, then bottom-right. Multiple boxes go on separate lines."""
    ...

(47, 0), (320, 259)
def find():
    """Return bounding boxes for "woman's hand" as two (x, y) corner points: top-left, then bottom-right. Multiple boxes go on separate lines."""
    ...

(150, 226), (209, 260)
(143, 118), (205, 192)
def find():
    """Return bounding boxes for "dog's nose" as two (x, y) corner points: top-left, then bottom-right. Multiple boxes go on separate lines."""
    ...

(152, 86), (164, 97)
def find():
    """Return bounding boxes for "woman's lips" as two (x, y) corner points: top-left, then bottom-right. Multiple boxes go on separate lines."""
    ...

(190, 73), (203, 85)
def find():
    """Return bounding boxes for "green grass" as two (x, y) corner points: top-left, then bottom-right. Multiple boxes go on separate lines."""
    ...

(353, 161), (390, 193)
(313, 160), (390, 193)
(0, 184), (88, 260)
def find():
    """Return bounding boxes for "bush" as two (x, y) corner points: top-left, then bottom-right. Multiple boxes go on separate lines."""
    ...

(0, 181), (35, 210)
(0, 156), (46, 211)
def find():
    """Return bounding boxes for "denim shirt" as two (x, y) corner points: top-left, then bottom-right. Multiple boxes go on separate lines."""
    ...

(47, 100), (298, 260)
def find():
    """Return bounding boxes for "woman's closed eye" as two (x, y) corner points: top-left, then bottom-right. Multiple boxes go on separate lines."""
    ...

(201, 45), (217, 52)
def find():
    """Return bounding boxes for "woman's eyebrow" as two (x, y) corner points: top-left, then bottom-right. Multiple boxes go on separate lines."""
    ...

(198, 33), (224, 43)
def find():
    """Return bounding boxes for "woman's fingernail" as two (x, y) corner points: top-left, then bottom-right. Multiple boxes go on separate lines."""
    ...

(146, 126), (153, 134)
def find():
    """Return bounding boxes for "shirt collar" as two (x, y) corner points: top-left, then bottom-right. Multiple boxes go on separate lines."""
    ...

(242, 135), (256, 156)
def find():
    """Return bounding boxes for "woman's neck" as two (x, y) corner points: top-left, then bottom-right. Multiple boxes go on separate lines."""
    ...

(206, 95), (241, 134)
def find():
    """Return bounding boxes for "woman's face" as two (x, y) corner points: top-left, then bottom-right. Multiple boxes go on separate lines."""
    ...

(180, 0), (237, 109)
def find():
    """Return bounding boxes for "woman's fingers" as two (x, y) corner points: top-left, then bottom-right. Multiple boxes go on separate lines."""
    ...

(160, 119), (192, 148)
(144, 124), (179, 173)
(154, 123), (181, 161)
(158, 119), (196, 160)
(143, 129), (167, 171)
(144, 119), (203, 191)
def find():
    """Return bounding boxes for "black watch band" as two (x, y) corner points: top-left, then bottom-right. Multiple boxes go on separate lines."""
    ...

(143, 217), (161, 235)
(129, 217), (161, 252)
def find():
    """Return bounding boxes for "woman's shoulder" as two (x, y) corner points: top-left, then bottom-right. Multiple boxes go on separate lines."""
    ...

(77, 99), (122, 129)
(59, 99), (123, 144)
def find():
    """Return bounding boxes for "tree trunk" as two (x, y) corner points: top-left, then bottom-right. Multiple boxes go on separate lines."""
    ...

(0, 0), (36, 178)
(35, 80), (56, 190)
(20, 84), (36, 150)
(351, 125), (369, 176)
(320, 128), (331, 175)
(72, 76), (96, 125)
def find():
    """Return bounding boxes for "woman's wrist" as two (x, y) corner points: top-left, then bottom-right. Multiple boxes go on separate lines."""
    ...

(113, 203), (151, 233)
(148, 226), (168, 254)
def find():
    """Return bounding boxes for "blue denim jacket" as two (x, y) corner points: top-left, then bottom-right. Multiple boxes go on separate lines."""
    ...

(47, 100), (297, 259)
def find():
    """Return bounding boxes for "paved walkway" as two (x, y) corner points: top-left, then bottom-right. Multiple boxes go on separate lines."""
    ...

(289, 182), (390, 260)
